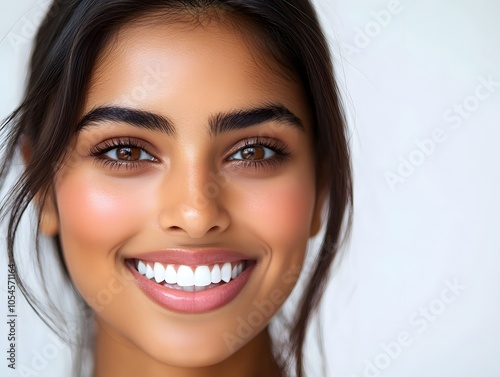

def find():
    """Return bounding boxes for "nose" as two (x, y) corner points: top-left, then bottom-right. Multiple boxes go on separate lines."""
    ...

(158, 164), (230, 239)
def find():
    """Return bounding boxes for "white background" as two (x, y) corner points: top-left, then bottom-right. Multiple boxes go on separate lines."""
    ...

(1, 0), (499, 376)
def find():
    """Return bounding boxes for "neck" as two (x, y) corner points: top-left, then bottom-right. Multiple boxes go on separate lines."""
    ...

(93, 321), (283, 377)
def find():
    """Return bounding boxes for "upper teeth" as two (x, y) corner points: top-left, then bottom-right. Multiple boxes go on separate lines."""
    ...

(136, 260), (245, 287)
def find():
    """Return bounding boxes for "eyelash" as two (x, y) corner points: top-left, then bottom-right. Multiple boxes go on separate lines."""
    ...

(89, 137), (157, 171)
(89, 137), (291, 171)
(228, 137), (291, 170)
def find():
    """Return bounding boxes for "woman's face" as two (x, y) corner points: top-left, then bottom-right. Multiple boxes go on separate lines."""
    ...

(42, 17), (321, 367)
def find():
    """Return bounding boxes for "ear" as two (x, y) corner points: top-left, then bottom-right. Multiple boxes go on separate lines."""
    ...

(21, 136), (60, 236)
(39, 190), (60, 236)
(310, 184), (327, 237)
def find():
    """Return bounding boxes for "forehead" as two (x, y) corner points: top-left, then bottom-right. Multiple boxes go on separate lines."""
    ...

(83, 16), (311, 128)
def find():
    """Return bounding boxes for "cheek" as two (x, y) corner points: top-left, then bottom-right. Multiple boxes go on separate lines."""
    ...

(250, 178), (315, 242)
(54, 173), (161, 306)
(55, 174), (156, 250)
(222, 172), (316, 338)
(237, 170), (316, 263)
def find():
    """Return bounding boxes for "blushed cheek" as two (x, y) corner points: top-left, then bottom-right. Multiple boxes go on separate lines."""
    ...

(245, 175), (316, 253)
(56, 175), (154, 251)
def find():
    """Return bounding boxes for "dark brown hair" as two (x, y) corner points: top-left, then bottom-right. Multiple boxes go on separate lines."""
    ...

(0, 0), (352, 376)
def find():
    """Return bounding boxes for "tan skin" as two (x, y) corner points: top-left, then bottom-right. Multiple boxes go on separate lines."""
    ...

(38, 15), (323, 377)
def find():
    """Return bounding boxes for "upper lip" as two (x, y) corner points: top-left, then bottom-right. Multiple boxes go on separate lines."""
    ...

(126, 249), (255, 266)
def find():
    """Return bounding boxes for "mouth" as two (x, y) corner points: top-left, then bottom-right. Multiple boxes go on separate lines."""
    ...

(131, 259), (250, 292)
(125, 250), (256, 314)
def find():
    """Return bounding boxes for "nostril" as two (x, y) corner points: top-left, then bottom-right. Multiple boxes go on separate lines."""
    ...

(207, 225), (222, 232)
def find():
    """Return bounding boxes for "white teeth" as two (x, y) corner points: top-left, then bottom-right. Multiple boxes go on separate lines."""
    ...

(138, 260), (146, 275)
(135, 260), (247, 287)
(145, 264), (154, 279)
(231, 265), (238, 279)
(177, 265), (194, 287)
(153, 262), (165, 283)
(221, 263), (232, 283)
(211, 264), (221, 284)
(165, 265), (176, 284)
(194, 266), (211, 287)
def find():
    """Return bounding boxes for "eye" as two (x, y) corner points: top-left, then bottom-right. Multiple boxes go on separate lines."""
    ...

(103, 146), (156, 162)
(229, 145), (276, 161)
(89, 137), (159, 170)
(225, 138), (291, 171)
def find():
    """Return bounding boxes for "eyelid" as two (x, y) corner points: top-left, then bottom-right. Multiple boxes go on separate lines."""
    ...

(90, 137), (160, 159)
(89, 136), (161, 171)
(225, 136), (290, 159)
(224, 136), (292, 172)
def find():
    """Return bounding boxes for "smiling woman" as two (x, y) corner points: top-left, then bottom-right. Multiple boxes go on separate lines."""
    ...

(0, 1), (352, 377)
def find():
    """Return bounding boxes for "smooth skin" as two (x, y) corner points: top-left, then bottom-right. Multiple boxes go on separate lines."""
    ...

(40, 14), (323, 377)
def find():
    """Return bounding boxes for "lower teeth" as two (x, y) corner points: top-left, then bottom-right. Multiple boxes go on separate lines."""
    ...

(162, 282), (224, 292)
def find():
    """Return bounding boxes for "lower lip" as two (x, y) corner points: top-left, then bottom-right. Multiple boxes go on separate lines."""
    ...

(126, 261), (255, 314)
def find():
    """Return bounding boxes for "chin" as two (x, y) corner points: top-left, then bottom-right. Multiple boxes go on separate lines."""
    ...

(128, 327), (247, 369)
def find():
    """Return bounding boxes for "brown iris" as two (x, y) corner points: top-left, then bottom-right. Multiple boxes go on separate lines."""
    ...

(116, 147), (141, 161)
(241, 146), (265, 160)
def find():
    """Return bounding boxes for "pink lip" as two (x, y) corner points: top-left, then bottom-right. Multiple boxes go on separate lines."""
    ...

(125, 259), (256, 314)
(130, 249), (251, 265)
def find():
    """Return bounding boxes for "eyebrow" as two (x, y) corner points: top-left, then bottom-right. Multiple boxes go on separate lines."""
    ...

(208, 105), (304, 136)
(77, 104), (304, 136)
(77, 106), (175, 135)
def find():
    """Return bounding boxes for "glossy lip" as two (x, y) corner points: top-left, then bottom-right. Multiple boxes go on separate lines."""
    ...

(125, 253), (256, 314)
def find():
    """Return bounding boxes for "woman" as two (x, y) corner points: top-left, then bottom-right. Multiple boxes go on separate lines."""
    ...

(0, 1), (352, 376)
